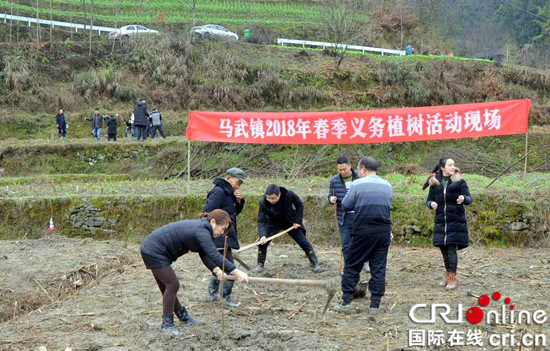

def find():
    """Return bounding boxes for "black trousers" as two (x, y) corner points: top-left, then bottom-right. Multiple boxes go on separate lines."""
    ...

(258, 224), (314, 263)
(210, 248), (235, 296)
(440, 244), (458, 273)
(136, 126), (147, 140)
(108, 133), (117, 141)
(341, 231), (391, 307)
(151, 125), (167, 138)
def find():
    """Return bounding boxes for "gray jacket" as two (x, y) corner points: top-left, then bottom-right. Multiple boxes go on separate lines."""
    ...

(150, 111), (162, 126)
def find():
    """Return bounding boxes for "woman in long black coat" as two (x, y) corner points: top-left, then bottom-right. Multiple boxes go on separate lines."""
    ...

(140, 209), (249, 335)
(423, 157), (473, 290)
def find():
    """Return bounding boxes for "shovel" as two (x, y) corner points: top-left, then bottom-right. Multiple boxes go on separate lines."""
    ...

(232, 226), (295, 270)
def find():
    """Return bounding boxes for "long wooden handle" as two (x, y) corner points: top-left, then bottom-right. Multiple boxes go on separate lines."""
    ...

(236, 226), (295, 253)
(225, 275), (326, 288)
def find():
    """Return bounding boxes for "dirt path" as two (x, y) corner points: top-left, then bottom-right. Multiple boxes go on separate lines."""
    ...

(0, 238), (548, 351)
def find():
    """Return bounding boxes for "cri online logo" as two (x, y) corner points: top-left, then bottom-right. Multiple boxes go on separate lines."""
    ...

(410, 291), (547, 325)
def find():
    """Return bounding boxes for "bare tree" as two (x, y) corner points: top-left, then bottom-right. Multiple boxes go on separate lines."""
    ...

(49, 0), (52, 41)
(318, 0), (369, 74)
(111, 0), (120, 55)
(89, 0), (94, 56)
(35, 0), (40, 49)
(9, 0), (13, 44)
(192, 0), (198, 27)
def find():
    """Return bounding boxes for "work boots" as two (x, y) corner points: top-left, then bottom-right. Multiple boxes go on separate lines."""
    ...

(175, 307), (201, 325)
(446, 273), (457, 290)
(439, 272), (451, 286)
(207, 275), (221, 301)
(253, 249), (267, 273)
(161, 313), (179, 335)
(306, 250), (321, 273)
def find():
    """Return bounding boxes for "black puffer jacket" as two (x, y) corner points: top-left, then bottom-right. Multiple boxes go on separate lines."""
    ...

(426, 171), (473, 249)
(139, 218), (237, 273)
(133, 101), (149, 127)
(106, 116), (117, 135)
(258, 187), (305, 237)
(328, 169), (359, 224)
(203, 178), (245, 249)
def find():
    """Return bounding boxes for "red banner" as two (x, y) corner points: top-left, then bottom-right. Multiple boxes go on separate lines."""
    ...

(186, 99), (531, 144)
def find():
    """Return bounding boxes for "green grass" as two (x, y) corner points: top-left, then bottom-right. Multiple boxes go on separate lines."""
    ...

(272, 45), (493, 63)
(1, 173), (548, 200)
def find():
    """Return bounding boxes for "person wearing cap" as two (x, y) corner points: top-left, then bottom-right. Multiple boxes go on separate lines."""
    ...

(202, 167), (246, 307)
(254, 184), (321, 273)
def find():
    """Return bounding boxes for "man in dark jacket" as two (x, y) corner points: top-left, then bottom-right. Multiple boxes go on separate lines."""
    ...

(86, 108), (103, 140)
(328, 156), (359, 264)
(106, 113), (118, 141)
(55, 108), (67, 139)
(254, 184), (321, 273)
(203, 167), (246, 307)
(133, 99), (150, 141)
(334, 157), (393, 313)
(150, 108), (167, 139)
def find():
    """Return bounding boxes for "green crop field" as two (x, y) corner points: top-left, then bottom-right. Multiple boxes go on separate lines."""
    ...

(0, 0), (360, 30)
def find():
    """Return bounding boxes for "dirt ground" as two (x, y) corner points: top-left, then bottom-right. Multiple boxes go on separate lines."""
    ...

(0, 236), (548, 351)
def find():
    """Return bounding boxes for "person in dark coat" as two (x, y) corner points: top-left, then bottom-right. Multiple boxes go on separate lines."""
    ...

(106, 113), (118, 141)
(328, 156), (360, 265)
(254, 184), (321, 273)
(55, 108), (67, 139)
(203, 167), (246, 307)
(133, 99), (150, 141)
(334, 157), (393, 313)
(140, 209), (249, 335)
(423, 157), (473, 290)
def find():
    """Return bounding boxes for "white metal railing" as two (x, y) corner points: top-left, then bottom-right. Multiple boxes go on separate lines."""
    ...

(1, 13), (115, 34)
(277, 38), (405, 56)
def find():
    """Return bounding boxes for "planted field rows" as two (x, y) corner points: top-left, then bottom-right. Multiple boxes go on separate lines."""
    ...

(0, 0), (354, 28)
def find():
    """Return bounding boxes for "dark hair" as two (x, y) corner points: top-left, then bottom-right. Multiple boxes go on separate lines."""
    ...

(204, 209), (233, 235)
(337, 156), (349, 165)
(265, 184), (280, 195)
(358, 156), (378, 172)
(422, 157), (449, 190)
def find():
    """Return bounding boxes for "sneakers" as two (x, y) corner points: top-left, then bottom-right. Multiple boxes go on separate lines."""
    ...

(253, 263), (264, 273)
(368, 307), (380, 315)
(224, 295), (241, 307)
(176, 307), (201, 325)
(363, 261), (371, 273)
(446, 273), (457, 290)
(334, 301), (352, 312)
(161, 314), (180, 336)
(439, 272), (451, 286)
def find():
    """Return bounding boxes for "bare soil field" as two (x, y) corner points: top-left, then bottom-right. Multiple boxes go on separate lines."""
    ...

(0, 236), (548, 351)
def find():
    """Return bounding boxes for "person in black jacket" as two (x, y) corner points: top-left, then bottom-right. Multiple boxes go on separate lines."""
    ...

(55, 108), (67, 139)
(423, 157), (473, 290)
(254, 184), (321, 273)
(328, 157), (360, 266)
(203, 167), (246, 307)
(140, 209), (249, 335)
(106, 113), (118, 141)
(133, 99), (150, 141)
